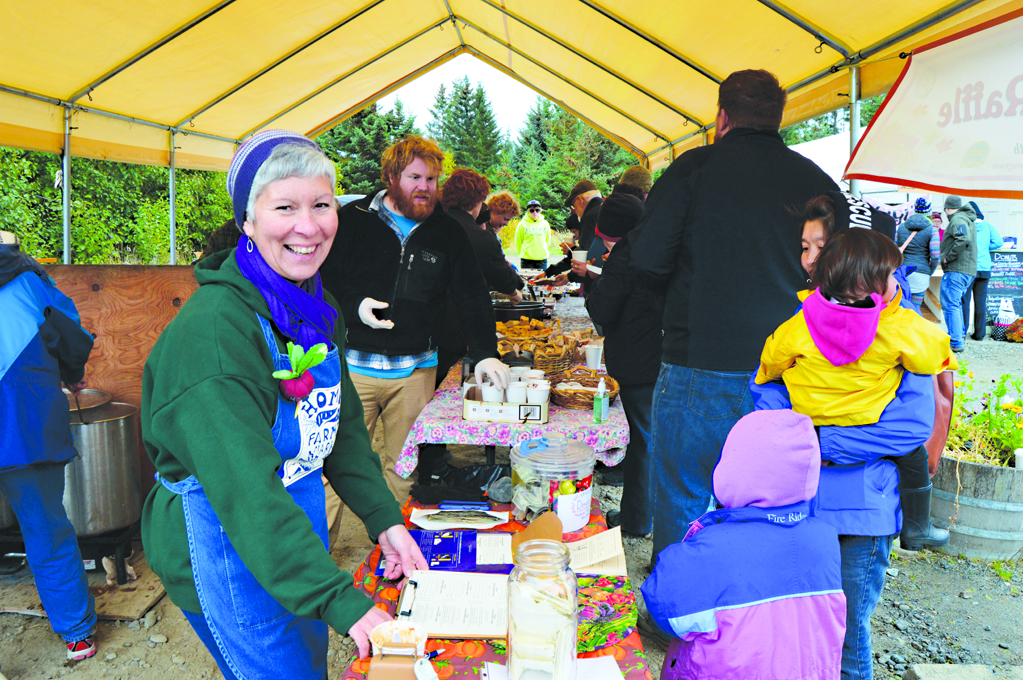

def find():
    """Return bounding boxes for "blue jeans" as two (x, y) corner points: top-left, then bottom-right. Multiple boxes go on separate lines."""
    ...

(649, 363), (753, 558)
(940, 271), (974, 348)
(839, 534), (894, 680)
(617, 382), (655, 535)
(0, 463), (95, 642)
(962, 271), (990, 340)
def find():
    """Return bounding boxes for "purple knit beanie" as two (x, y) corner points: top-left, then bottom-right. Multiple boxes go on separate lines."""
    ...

(226, 130), (321, 230)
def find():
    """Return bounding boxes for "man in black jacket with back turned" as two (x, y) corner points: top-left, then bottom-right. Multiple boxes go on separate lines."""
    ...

(319, 137), (508, 501)
(628, 70), (839, 561)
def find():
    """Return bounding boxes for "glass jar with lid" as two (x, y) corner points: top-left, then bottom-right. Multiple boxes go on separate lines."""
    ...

(510, 436), (595, 531)
(507, 539), (577, 680)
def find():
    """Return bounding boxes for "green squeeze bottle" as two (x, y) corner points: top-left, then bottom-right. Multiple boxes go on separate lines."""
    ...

(593, 377), (609, 424)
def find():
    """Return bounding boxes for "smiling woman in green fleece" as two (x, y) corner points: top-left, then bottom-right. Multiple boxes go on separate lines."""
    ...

(141, 130), (427, 680)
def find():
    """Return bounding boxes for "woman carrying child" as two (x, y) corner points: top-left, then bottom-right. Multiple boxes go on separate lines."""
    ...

(753, 191), (954, 679)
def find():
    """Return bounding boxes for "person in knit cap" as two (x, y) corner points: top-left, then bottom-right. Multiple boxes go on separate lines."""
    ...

(642, 409), (846, 680)
(896, 200), (940, 306)
(514, 199), (554, 269)
(586, 193), (660, 536)
(938, 195), (978, 351)
(616, 165), (653, 199)
(141, 130), (427, 678)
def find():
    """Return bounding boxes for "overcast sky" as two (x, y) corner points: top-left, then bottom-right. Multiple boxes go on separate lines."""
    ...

(377, 53), (540, 142)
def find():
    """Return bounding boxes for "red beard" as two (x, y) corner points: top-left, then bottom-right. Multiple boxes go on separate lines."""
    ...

(387, 180), (437, 221)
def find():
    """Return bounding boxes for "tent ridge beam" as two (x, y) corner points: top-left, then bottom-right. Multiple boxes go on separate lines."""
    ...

(307, 47), (468, 138)
(241, 18), (451, 140)
(572, 0), (722, 83)
(442, 0), (466, 46)
(68, 0), (237, 103)
(756, 1), (851, 57)
(0, 83), (241, 146)
(459, 18), (671, 145)
(464, 47), (646, 161)
(173, 0), (387, 128)
(474, 0), (704, 126)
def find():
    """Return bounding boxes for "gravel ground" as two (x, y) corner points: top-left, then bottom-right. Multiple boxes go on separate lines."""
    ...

(1, 337), (1020, 679)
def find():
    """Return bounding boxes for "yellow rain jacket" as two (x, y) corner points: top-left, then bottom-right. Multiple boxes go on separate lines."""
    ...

(755, 288), (957, 426)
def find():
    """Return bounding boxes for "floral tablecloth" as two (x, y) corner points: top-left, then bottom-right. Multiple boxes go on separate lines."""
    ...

(395, 296), (628, 479)
(342, 500), (652, 680)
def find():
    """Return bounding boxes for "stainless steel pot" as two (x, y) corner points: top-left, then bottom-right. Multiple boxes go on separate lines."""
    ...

(0, 490), (15, 530)
(66, 402), (143, 537)
(494, 300), (545, 323)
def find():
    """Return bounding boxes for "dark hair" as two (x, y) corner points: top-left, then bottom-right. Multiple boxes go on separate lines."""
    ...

(796, 194), (837, 239)
(811, 229), (903, 303)
(718, 70), (787, 131)
(440, 168), (490, 211)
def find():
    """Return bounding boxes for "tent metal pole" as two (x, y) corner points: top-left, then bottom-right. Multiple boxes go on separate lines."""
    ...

(62, 107), (71, 265)
(849, 66), (861, 198)
(169, 131), (177, 265)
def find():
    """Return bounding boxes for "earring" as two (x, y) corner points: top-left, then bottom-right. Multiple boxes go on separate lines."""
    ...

(246, 238), (254, 253)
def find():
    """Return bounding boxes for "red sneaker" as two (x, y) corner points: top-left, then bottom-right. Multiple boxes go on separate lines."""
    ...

(67, 637), (97, 661)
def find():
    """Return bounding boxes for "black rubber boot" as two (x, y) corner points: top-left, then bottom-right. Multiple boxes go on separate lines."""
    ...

(899, 484), (950, 551)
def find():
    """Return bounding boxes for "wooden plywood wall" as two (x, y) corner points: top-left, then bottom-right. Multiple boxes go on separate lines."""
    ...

(46, 265), (198, 495)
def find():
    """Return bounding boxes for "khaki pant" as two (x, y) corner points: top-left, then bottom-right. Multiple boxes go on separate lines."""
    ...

(323, 473), (345, 551)
(349, 367), (437, 502)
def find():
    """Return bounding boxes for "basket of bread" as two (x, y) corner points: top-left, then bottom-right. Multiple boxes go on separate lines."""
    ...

(496, 317), (561, 343)
(549, 367), (619, 410)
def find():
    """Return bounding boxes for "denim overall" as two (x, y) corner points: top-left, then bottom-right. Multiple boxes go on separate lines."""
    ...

(160, 315), (341, 679)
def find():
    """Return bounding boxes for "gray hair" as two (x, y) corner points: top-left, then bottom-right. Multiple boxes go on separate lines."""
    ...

(245, 142), (336, 225)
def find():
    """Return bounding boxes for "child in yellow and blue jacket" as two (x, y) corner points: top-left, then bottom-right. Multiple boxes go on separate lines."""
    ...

(756, 226), (957, 551)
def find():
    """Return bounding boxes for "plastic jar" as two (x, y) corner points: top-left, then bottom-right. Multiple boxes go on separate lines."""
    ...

(510, 436), (595, 532)
(508, 539), (577, 680)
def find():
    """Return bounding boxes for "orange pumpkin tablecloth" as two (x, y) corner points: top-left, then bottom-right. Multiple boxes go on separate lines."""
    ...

(342, 499), (652, 680)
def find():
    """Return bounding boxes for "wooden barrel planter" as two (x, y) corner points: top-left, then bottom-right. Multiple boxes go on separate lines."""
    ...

(931, 455), (1023, 560)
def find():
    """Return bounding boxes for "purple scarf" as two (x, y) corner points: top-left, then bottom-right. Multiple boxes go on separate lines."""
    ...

(235, 234), (337, 350)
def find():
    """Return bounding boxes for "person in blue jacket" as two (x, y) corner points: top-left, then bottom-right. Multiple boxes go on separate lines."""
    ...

(0, 231), (98, 661)
(962, 201), (1004, 341)
(753, 195), (938, 679)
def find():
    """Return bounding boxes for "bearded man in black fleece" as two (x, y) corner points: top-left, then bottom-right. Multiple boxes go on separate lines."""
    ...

(318, 136), (509, 501)
(627, 69), (839, 562)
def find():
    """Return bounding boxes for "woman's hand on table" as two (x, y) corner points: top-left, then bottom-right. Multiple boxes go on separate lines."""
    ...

(378, 525), (428, 581)
(349, 603), (393, 658)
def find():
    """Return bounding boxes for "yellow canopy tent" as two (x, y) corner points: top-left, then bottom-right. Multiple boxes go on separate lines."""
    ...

(2, 0), (1021, 260)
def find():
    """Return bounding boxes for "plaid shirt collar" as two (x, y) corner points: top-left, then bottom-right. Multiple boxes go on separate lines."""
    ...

(369, 190), (425, 243)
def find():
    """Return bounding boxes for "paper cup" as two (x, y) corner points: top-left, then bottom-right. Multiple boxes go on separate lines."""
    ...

(525, 369), (545, 380)
(572, 250), (588, 262)
(510, 366), (529, 377)
(506, 382), (527, 404)
(585, 344), (603, 369)
(526, 385), (550, 404)
(480, 382), (504, 403)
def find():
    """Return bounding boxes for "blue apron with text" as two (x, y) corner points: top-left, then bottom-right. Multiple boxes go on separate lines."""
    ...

(159, 314), (340, 679)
